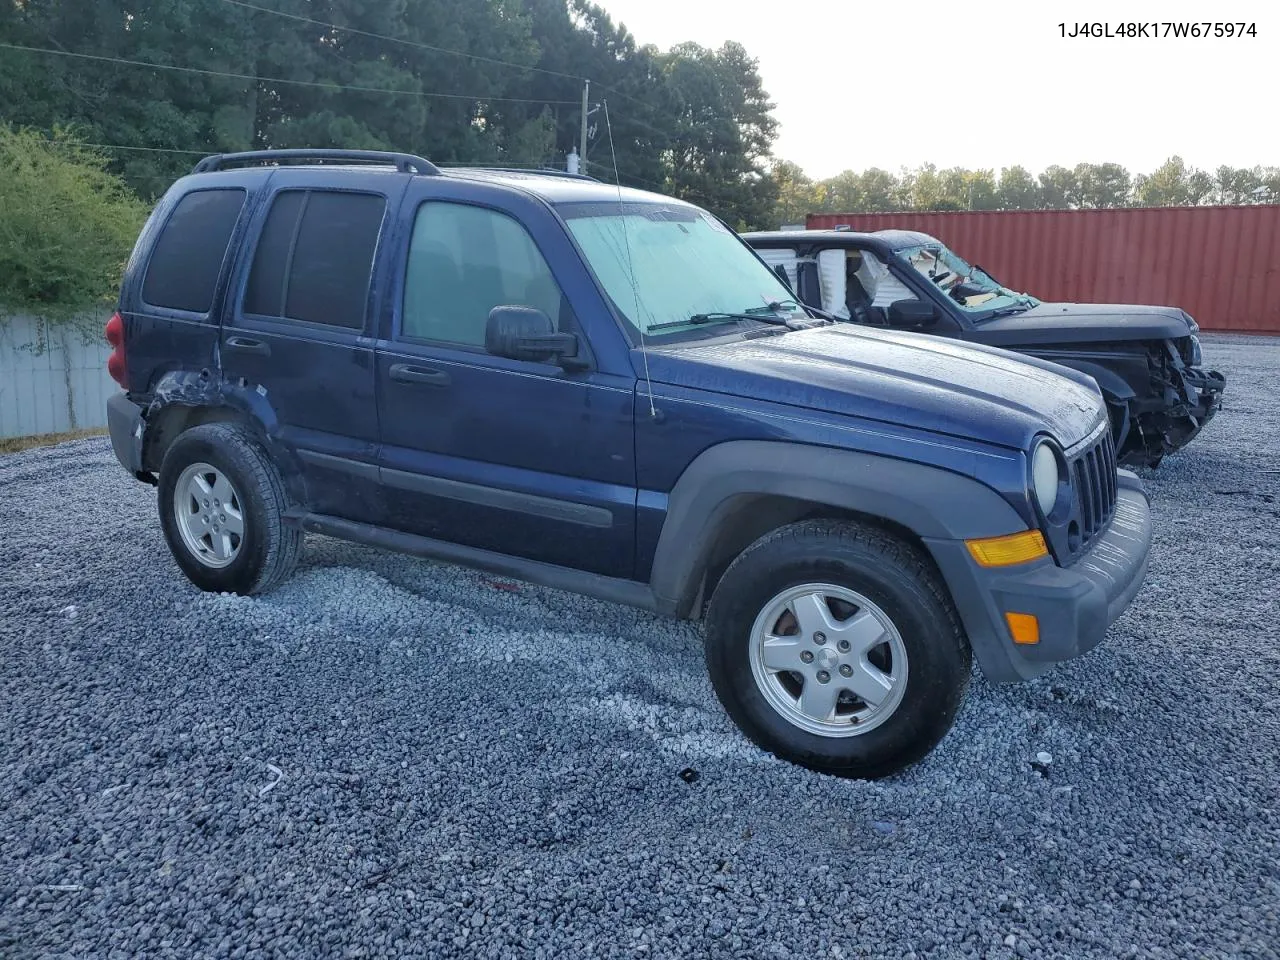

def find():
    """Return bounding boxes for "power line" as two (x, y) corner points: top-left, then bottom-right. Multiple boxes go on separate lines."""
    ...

(37, 140), (210, 156)
(595, 83), (675, 130)
(219, 0), (588, 83)
(216, 0), (693, 146)
(31, 135), (572, 179)
(0, 43), (579, 105)
(217, 0), (685, 143)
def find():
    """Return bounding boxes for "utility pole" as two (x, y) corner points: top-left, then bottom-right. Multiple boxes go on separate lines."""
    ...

(579, 80), (590, 176)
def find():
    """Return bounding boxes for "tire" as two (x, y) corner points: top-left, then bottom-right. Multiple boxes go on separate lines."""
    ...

(704, 519), (970, 779)
(157, 422), (302, 595)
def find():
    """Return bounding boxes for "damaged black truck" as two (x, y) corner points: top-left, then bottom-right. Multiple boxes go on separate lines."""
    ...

(743, 229), (1226, 467)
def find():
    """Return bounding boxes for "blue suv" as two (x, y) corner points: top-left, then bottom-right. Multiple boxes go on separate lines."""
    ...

(104, 150), (1153, 778)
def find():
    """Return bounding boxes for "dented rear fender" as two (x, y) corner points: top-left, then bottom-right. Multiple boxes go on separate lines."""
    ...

(138, 371), (308, 502)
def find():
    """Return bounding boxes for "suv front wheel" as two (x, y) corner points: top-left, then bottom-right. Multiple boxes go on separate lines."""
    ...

(704, 519), (971, 779)
(157, 422), (302, 595)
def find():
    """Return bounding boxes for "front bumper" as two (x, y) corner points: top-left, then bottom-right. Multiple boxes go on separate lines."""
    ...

(106, 392), (145, 475)
(1183, 366), (1225, 425)
(1121, 365), (1225, 466)
(925, 471), (1152, 683)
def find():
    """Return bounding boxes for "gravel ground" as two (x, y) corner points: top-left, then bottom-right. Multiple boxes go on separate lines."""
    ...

(1, 333), (1277, 960)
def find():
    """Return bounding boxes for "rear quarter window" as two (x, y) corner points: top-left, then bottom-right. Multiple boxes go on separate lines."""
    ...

(141, 188), (247, 314)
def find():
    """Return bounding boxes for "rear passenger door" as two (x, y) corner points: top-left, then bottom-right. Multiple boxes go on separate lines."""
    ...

(374, 182), (637, 579)
(221, 175), (403, 523)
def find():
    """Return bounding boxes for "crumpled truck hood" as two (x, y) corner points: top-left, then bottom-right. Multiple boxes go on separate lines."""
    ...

(978, 302), (1197, 346)
(644, 323), (1106, 451)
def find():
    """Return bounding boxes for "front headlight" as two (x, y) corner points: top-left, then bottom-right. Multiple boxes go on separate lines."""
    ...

(1188, 334), (1203, 367)
(1032, 441), (1060, 515)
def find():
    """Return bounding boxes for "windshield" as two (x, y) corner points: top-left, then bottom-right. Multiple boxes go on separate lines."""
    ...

(559, 201), (806, 337)
(896, 242), (1040, 318)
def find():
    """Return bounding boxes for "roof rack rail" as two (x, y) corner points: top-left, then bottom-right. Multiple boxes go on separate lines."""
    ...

(451, 165), (600, 182)
(192, 149), (440, 176)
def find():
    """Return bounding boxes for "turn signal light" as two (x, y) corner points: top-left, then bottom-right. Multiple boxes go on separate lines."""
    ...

(1005, 612), (1041, 645)
(965, 529), (1048, 567)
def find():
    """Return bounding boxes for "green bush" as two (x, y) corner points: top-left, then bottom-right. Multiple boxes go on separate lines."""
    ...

(0, 126), (148, 326)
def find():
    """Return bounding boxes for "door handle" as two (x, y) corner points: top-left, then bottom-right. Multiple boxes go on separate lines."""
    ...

(390, 363), (450, 386)
(225, 336), (271, 357)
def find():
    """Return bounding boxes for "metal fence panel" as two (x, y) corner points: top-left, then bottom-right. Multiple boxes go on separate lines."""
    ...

(0, 314), (116, 439)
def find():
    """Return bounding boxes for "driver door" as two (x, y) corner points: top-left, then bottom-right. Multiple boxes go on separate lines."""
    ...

(374, 182), (637, 579)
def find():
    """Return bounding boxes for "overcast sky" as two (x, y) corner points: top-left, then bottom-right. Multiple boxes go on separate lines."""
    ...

(593, 0), (1276, 179)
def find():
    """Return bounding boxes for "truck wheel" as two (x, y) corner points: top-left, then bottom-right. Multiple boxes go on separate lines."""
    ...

(157, 422), (302, 595)
(704, 519), (970, 779)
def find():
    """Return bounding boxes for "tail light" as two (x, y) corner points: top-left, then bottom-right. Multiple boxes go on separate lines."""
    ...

(105, 311), (128, 388)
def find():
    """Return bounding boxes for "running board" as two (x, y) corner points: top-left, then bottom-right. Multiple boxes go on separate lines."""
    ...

(291, 511), (664, 614)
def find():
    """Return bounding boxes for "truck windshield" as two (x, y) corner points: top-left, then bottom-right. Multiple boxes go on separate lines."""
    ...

(896, 242), (1040, 318)
(559, 201), (806, 337)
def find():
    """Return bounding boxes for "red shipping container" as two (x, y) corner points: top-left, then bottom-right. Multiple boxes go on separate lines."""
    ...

(805, 206), (1280, 334)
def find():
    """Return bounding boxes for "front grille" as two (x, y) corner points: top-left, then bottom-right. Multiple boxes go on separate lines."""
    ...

(1071, 427), (1118, 549)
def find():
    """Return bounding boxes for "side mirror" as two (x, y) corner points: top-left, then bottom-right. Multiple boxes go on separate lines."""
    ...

(485, 306), (580, 365)
(887, 299), (938, 329)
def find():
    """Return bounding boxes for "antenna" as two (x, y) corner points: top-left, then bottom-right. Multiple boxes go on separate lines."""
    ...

(602, 99), (657, 419)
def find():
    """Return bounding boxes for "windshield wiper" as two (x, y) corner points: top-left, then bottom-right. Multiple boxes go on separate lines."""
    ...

(648, 310), (798, 333)
(983, 304), (1033, 319)
(764, 299), (839, 323)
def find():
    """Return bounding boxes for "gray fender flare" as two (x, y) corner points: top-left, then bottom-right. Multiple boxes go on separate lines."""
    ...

(648, 440), (1029, 615)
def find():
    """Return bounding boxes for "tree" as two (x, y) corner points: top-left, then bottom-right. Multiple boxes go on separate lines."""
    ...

(0, 0), (558, 194)
(1259, 168), (1280, 204)
(1133, 156), (1213, 207)
(1075, 162), (1131, 207)
(811, 167), (906, 214)
(998, 166), (1040, 209)
(818, 170), (861, 212)
(902, 164), (962, 210)
(658, 41), (778, 228)
(1039, 165), (1080, 209)
(0, 125), (147, 325)
(960, 169), (999, 210)
(523, 0), (672, 186)
(771, 159), (821, 226)
(1212, 165), (1264, 204)
(857, 168), (902, 212)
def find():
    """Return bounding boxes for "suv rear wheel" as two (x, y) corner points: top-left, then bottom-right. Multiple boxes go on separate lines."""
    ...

(157, 423), (302, 595)
(704, 519), (970, 779)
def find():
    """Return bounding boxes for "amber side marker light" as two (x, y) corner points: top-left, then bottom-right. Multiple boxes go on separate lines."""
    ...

(1004, 612), (1041, 645)
(965, 529), (1048, 567)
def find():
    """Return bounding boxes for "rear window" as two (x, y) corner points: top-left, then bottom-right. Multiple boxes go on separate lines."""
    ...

(141, 188), (246, 313)
(244, 189), (386, 329)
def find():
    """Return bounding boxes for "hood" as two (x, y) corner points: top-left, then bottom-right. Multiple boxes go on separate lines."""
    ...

(645, 324), (1106, 451)
(978, 302), (1197, 346)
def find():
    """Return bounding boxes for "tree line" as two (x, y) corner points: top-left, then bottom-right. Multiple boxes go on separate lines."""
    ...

(1, 0), (1277, 328)
(776, 158), (1280, 223)
(2, 1), (1276, 231)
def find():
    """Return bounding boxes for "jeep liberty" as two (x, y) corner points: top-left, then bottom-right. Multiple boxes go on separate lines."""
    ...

(104, 150), (1154, 778)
